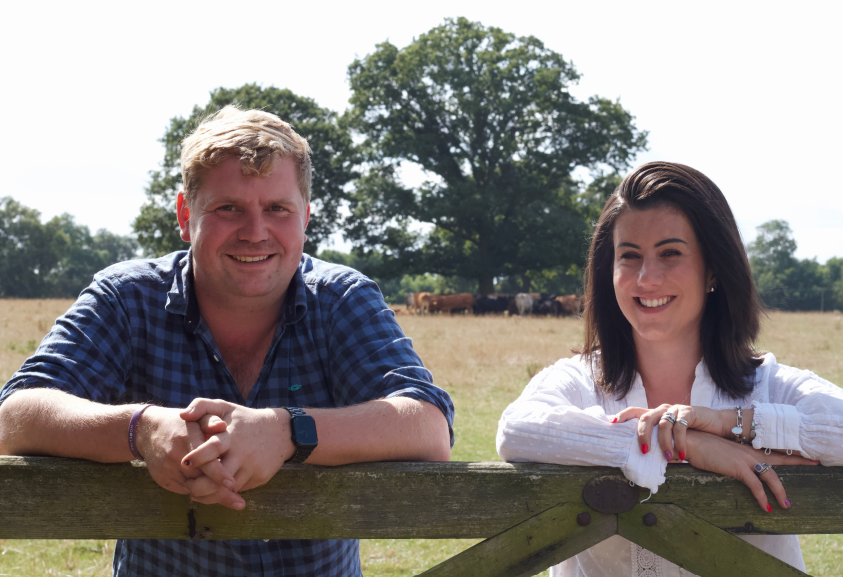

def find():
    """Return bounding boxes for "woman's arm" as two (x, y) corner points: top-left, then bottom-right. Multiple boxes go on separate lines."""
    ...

(496, 358), (668, 493)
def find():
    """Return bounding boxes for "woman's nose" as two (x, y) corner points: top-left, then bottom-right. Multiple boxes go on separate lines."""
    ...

(637, 257), (664, 287)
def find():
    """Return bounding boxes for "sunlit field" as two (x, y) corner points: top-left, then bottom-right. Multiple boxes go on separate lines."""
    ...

(1, 300), (841, 575)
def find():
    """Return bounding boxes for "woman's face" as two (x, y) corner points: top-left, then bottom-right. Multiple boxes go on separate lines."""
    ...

(612, 205), (714, 347)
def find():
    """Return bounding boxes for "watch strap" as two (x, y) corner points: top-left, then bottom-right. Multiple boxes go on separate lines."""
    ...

(284, 407), (315, 463)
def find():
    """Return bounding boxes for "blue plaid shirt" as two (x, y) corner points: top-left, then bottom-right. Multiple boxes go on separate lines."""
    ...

(0, 250), (455, 577)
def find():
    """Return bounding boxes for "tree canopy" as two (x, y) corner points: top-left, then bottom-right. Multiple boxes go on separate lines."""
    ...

(0, 197), (137, 298)
(133, 84), (358, 256)
(747, 220), (841, 311)
(345, 18), (648, 293)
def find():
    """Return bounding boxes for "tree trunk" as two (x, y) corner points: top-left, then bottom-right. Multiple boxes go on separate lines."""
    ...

(521, 273), (531, 293)
(479, 274), (495, 296)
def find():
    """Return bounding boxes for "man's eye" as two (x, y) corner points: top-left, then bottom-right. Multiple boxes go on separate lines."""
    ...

(218, 205), (235, 212)
(270, 205), (286, 212)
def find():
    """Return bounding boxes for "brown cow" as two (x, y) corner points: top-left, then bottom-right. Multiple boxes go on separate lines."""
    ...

(414, 292), (431, 314)
(422, 293), (475, 314)
(555, 294), (582, 317)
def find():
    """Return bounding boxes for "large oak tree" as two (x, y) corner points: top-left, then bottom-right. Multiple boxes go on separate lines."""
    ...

(345, 18), (647, 294)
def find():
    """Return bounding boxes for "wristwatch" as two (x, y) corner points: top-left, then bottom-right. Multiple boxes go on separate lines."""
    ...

(284, 407), (318, 463)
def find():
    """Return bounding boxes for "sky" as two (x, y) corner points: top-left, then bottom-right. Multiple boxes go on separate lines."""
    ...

(2, 1), (841, 262)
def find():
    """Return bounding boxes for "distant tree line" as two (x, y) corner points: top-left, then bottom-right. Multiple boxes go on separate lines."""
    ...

(747, 220), (843, 312)
(0, 197), (137, 298)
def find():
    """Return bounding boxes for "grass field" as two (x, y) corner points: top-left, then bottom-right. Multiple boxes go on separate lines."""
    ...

(1, 300), (842, 576)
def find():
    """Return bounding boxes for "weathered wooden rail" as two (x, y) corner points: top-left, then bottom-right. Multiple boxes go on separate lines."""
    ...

(1, 457), (839, 576)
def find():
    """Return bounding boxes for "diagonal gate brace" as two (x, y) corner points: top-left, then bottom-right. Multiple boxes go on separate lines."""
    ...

(417, 502), (617, 577)
(618, 504), (810, 577)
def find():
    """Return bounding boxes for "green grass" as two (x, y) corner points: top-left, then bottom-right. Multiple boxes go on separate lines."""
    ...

(2, 305), (842, 576)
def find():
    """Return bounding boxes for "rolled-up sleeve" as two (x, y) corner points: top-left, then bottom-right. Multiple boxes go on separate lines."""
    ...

(0, 276), (133, 407)
(326, 279), (455, 446)
(751, 360), (843, 465)
(496, 358), (667, 493)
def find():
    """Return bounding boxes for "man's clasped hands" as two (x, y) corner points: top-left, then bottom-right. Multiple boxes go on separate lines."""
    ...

(136, 399), (290, 510)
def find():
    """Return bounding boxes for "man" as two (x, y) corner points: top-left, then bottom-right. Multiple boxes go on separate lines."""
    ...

(0, 106), (454, 576)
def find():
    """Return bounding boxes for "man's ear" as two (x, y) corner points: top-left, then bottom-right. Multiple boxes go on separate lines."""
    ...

(176, 192), (191, 242)
(304, 203), (310, 231)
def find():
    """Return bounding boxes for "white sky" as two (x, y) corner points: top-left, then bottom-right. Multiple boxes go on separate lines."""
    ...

(1, 1), (841, 262)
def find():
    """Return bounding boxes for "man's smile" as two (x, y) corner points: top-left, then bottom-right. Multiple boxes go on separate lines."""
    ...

(229, 254), (274, 263)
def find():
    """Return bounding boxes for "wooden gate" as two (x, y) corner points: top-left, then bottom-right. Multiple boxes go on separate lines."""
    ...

(1, 457), (837, 576)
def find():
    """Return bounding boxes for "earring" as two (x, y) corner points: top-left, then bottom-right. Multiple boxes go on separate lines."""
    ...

(709, 286), (715, 293)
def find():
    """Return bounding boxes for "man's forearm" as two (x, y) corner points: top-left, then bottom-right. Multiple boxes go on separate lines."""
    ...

(304, 397), (451, 466)
(0, 389), (136, 462)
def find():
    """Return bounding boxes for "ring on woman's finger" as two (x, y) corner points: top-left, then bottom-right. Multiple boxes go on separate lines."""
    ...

(661, 412), (676, 424)
(675, 418), (689, 427)
(754, 463), (773, 475)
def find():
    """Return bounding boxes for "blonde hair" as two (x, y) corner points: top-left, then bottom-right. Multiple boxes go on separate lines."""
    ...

(180, 105), (312, 205)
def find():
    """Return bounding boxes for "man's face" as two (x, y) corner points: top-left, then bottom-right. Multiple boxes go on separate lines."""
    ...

(177, 156), (310, 305)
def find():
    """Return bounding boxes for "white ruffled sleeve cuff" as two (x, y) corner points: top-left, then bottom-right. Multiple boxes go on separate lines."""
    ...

(621, 427), (666, 494)
(751, 402), (803, 453)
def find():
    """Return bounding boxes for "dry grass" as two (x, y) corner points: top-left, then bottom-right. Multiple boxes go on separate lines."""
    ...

(1, 302), (841, 575)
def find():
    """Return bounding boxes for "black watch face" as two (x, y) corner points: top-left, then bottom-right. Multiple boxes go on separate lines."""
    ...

(292, 415), (318, 447)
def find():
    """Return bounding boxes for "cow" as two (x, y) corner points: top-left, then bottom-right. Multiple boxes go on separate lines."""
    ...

(556, 294), (582, 317)
(422, 293), (475, 314)
(532, 296), (563, 316)
(414, 292), (431, 314)
(514, 293), (533, 316)
(404, 292), (416, 312)
(473, 294), (514, 315)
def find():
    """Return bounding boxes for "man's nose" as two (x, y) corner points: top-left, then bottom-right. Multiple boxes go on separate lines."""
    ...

(237, 209), (269, 243)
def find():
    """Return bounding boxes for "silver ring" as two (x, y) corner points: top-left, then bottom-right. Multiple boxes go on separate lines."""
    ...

(676, 418), (689, 427)
(754, 463), (772, 475)
(661, 412), (676, 424)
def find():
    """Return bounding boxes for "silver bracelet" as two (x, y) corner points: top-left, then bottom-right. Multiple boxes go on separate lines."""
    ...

(731, 406), (744, 444)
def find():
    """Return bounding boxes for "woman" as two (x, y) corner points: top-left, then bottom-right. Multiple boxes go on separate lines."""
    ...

(496, 162), (843, 576)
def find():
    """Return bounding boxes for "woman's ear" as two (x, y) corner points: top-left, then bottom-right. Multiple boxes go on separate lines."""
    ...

(707, 273), (717, 293)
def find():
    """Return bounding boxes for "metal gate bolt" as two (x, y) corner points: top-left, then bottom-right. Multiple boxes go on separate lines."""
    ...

(577, 512), (592, 526)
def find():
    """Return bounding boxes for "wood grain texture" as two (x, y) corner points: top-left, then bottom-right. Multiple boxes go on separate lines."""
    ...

(1, 457), (839, 540)
(618, 504), (809, 577)
(418, 503), (616, 577)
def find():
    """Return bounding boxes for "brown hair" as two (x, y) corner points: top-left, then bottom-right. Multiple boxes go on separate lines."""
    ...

(580, 162), (763, 399)
(180, 105), (312, 205)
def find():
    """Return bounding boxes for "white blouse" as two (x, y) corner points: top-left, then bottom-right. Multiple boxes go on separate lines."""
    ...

(496, 353), (843, 577)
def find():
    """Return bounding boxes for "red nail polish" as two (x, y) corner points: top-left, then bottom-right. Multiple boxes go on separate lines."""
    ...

(641, 443), (649, 454)
(678, 451), (686, 461)
(611, 417), (618, 424)
(766, 504), (772, 513)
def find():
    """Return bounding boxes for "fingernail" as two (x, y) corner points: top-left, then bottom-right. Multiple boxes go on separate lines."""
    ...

(611, 417), (618, 424)
(785, 499), (792, 508)
(766, 504), (772, 513)
(813, 460), (821, 464)
(678, 451), (686, 461)
(641, 444), (649, 454)
(224, 479), (234, 489)
(664, 451), (672, 461)
(182, 460), (191, 468)
(234, 501), (245, 510)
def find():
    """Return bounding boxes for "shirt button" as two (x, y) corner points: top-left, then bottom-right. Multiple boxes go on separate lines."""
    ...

(213, 355), (219, 362)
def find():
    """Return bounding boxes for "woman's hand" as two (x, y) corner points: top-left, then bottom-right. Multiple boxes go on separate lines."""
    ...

(683, 429), (818, 512)
(615, 404), (725, 460)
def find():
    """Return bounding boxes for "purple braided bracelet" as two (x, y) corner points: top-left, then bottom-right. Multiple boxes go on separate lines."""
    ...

(128, 404), (154, 461)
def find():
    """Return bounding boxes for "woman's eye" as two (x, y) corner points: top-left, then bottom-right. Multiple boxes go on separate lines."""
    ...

(619, 252), (640, 260)
(662, 249), (681, 257)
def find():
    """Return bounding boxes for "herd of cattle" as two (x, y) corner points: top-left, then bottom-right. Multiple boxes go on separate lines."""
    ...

(402, 292), (582, 317)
